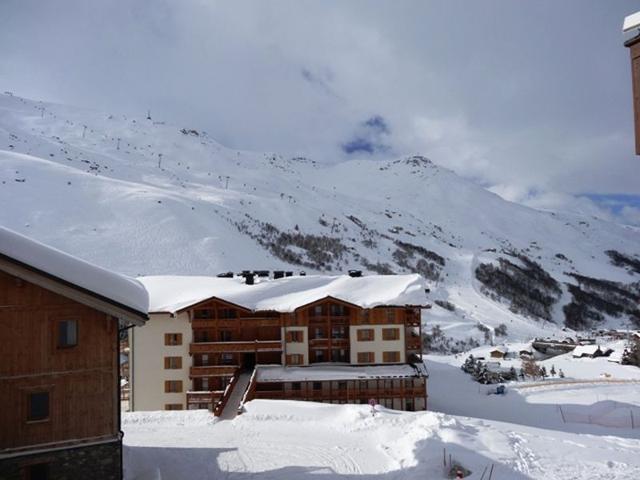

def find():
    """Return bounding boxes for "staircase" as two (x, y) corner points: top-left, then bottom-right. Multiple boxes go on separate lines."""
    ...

(218, 370), (253, 420)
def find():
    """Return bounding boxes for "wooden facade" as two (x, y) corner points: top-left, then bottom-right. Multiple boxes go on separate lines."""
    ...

(626, 34), (640, 154)
(0, 254), (146, 480)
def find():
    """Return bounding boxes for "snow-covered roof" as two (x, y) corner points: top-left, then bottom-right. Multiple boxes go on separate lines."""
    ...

(0, 226), (148, 316)
(139, 274), (428, 314)
(624, 11), (640, 32)
(256, 364), (427, 383)
(572, 345), (601, 357)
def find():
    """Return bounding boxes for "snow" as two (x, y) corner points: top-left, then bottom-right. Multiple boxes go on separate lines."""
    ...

(0, 224), (148, 315)
(256, 364), (424, 382)
(1, 94), (639, 342)
(138, 273), (427, 313)
(122, 399), (640, 480)
(572, 344), (601, 357)
(624, 11), (640, 32)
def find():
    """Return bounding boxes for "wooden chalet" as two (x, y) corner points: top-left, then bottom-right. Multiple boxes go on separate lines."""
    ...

(624, 11), (640, 154)
(0, 227), (148, 480)
(132, 273), (429, 416)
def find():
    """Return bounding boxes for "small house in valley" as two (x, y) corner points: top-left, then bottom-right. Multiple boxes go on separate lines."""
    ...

(0, 227), (148, 480)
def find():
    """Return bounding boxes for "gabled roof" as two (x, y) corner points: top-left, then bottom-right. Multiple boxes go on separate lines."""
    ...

(139, 273), (429, 314)
(0, 226), (148, 324)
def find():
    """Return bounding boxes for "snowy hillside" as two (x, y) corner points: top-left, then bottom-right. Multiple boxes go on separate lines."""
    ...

(1, 93), (639, 341)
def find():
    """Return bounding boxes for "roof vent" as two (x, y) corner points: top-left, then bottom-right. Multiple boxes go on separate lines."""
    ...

(243, 273), (255, 285)
(299, 271), (306, 276)
(348, 270), (363, 278)
(217, 272), (234, 278)
(273, 270), (285, 279)
(253, 270), (270, 278)
(285, 271), (293, 277)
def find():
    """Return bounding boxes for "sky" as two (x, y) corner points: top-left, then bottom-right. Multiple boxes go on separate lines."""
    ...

(1, 0), (640, 224)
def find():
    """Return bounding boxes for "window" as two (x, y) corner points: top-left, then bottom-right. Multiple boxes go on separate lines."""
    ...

(331, 349), (347, 362)
(330, 304), (346, 316)
(386, 309), (397, 322)
(292, 382), (301, 391)
(26, 463), (49, 480)
(164, 333), (183, 346)
(313, 327), (326, 339)
(218, 308), (237, 319)
(220, 353), (234, 365)
(165, 404), (183, 411)
(164, 357), (182, 369)
(382, 328), (400, 341)
(337, 381), (347, 390)
(201, 354), (210, 366)
(357, 329), (374, 341)
(313, 349), (325, 362)
(287, 330), (303, 343)
(311, 305), (323, 317)
(57, 319), (77, 348)
(219, 330), (232, 342)
(27, 392), (49, 422)
(331, 326), (346, 339)
(164, 381), (183, 393)
(194, 309), (213, 319)
(357, 352), (375, 363)
(312, 382), (322, 391)
(201, 377), (209, 390)
(286, 354), (303, 365)
(194, 330), (209, 342)
(383, 351), (400, 363)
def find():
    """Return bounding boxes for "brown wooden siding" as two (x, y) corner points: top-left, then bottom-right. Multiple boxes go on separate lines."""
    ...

(0, 270), (118, 450)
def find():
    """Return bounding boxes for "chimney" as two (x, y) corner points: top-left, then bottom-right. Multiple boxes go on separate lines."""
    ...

(217, 271), (234, 278)
(274, 270), (285, 279)
(244, 273), (255, 285)
(348, 270), (362, 278)
(299, 271), (306, 276)
(285, 271), (293, 277)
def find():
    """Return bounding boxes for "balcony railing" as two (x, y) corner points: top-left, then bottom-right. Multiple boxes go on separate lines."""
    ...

(189, 340), (282, 354)
(189, 365), (239, 377)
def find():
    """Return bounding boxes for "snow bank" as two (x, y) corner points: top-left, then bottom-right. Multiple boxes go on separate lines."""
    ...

(0, 224), (148, 314)
(139, 273), (427, 313)
(256, 363), (425, 382)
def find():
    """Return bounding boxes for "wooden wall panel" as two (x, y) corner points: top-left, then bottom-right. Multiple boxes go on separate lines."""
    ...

(0, 270), (118, 450)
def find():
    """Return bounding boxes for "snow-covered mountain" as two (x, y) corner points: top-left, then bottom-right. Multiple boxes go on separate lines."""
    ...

(1, 93), (638, 342)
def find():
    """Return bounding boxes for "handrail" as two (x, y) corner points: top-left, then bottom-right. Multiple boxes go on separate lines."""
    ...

(237, 368), (258, 415)
(213, 374), (238, 416)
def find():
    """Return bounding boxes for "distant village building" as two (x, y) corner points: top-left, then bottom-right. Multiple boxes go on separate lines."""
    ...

(572, 345), (613, 359)
(489, 347), (507, 359)
(0, 227), (148, 480)
(130, 273), (429, 415)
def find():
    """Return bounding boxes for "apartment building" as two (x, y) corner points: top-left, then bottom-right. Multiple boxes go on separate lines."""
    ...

(131, 273), (428, 414)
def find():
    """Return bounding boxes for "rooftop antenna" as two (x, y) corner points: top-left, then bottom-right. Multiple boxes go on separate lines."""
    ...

(158, 153), (163, 169)
(225, 176), (230, 189)
(146, 109), (152, 120)
(82, 125), (87, 138)
(116, 138), (121, 150)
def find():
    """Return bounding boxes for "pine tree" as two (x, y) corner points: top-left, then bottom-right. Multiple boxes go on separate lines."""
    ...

(550, 365), (556, 377)
(559, 369), (565, 378)
(540, 366), (548, 379)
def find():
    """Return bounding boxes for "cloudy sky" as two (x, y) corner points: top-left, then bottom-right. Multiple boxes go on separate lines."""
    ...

(1, 0), (640, 224)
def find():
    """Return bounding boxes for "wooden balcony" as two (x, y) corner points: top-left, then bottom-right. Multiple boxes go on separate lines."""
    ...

(189, 340), (282, 354)
(406, 338), (422, 351)
(190, 365), (238, 377)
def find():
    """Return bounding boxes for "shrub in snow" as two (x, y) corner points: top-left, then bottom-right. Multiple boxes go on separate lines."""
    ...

(435, 299), (456, 312)
(494, 323), (508, 336)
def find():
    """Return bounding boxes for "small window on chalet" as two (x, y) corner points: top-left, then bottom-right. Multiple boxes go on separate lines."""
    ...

(312, 381), (322, 391)
(27, 392), (49, 422)
(218, 308), (237, 319)
(382, 351), (400, 363)
(357, 329), (374, 341)
(219, 330), (232, 342)
(382, 328), (400, 341)
(311, 305), (324, 317)
(337, 381), (347, 390)
(57, 319), (77, 348)
(193, 309), (213, 319)
(286, 354), (303, 365)
(331, 326), (346, 339)
(165, 404), (183, 411)
(291, 382), (301, 391)
(330, 304), (347, 316)
(164, 333), (183, 346)
(386, 309), (397, 322)
(164, 357), (182, 369)
(287, 330), (303, 343)
(221, 353), (234, 365)
(164, 381), (183, 393)
(25, 463), (49, 480)
(357, 352), (374, 363)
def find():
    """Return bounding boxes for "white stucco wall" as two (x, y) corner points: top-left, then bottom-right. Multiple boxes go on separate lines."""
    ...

(281, 326), (309, 365)
(349, 325), (406, 364)
(131, 312), (192, 411)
